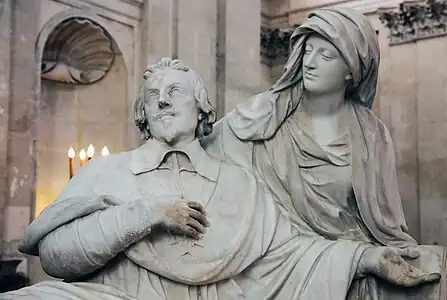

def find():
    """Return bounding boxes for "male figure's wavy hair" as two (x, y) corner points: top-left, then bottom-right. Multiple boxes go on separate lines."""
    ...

(134, 57), (216, 140)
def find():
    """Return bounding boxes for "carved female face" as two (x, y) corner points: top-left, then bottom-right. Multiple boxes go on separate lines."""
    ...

(144, 69), (199, 145)
(302, 34), (351, 95)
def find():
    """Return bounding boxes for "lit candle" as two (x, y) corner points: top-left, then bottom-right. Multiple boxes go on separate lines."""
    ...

(79, 149), (87, 167)
(101, 146), (109, 156)
(68, 147), (76, 179)
(87, 144), (95, 161)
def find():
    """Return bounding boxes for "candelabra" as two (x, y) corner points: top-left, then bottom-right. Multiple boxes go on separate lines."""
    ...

(67, 144), (109, 179)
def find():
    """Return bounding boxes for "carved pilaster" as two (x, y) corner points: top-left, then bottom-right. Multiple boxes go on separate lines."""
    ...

(379, 0), (447, 45)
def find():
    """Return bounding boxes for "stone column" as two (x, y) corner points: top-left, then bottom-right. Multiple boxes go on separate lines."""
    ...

(221, 0), (262, 115)
(386, 42), (420, 242)
(140, 0), (262, 119)
(177, 0), (217, 109)
(140, 0), (176, 69)
(2, 0), (41, 269)
(0, 0), (12, 258)
(416, 36), (447, 246)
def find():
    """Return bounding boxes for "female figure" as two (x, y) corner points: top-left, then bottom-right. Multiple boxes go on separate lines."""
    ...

(203, 7), (440, 298)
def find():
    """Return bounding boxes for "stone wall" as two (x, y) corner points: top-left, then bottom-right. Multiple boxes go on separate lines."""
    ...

(0, 0), (142, 283)
(35, 56), (129, 217)
(376, 1), (447, 246)
(262, 0), (447, 245)
(0, 0), (265, 283)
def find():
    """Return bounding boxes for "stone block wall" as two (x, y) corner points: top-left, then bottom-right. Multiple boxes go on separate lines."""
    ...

(0, 0), (265, 283)
(141, 0), (264, 119)
(262, 0), (447, 245)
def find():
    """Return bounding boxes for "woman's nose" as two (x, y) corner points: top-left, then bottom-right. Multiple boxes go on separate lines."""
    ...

(304, 52), (317, 69)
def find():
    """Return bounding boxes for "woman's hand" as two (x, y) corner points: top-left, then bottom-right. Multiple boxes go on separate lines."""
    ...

(357, 246), (441, 287)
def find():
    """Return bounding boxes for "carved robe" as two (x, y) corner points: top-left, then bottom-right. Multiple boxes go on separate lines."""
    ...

(201, 83), (445, 300)
(1, 139), (368, 300)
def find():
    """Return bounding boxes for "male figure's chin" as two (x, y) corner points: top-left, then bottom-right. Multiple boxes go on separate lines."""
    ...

(152, 122), (177, 144)
(159, 131), (179, 145)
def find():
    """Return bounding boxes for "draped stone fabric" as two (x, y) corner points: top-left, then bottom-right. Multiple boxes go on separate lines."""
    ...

(210, 7), (417, 248)
(201, 7), (423, 300)
(1, 140), (368, 300)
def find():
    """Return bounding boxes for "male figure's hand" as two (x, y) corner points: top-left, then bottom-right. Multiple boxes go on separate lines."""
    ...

(156, 200), (210, 239)
(358, 246), (441, 287)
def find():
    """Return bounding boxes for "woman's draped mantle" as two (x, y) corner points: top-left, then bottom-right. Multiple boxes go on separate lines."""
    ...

(201, 90), (416, 248)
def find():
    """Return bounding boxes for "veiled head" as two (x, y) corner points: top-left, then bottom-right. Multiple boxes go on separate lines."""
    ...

(302, 34), (351, 95)
(273, 7), (380, 108)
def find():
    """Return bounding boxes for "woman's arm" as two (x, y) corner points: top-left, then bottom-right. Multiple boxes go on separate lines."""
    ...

(226, 85), (301, 141)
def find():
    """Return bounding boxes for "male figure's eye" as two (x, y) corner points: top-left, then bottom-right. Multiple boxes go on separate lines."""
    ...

(169, 87), (183, 97)
(147, 92), (159, 100)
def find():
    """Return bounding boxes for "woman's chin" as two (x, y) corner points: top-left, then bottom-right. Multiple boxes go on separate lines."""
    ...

(303, 82), (326, 94)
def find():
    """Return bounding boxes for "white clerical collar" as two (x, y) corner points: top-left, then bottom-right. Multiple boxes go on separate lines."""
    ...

(129, 138), (220, 182)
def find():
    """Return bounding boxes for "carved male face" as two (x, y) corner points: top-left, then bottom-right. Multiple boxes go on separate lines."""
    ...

(302, 34), (351, 95)
(144, 69), (199, 145)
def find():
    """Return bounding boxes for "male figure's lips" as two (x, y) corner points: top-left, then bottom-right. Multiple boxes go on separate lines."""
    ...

(155, 112), (176, 119)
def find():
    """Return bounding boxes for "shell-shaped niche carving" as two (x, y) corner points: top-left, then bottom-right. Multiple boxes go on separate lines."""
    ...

(41, 17), (117, 84)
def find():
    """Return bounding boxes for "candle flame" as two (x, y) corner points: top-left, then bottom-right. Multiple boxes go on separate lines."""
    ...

(87, 144), (95, 158)
(101, 146), (109, 156)
(79, 149), (87, 160)
(68, 147), (76, 158)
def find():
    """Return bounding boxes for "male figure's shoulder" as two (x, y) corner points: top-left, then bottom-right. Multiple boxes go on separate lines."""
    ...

(73, 149), (135, 184)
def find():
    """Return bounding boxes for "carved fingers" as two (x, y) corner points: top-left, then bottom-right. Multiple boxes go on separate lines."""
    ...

(397, 246), (420, 260)
(163, 200), (210, 239)
(376, 247), (441, 287)
(188, 202), (210, 226)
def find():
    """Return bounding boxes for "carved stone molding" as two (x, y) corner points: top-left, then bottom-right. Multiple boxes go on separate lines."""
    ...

(379, 0), (447, 45)
(41, 17), (117, 84)
(260, 25), (297, 65)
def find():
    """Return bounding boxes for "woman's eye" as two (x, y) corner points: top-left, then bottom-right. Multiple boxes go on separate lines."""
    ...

(304, 46), (312, 54)
(322, 51), (335, 60)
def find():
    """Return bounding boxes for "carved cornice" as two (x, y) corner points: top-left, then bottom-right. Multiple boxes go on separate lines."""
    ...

(379, 0), (447, 45)
(260, 25), (297, 65)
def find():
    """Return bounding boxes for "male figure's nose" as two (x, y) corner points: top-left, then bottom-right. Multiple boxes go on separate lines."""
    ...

(158, 95), (172, 109)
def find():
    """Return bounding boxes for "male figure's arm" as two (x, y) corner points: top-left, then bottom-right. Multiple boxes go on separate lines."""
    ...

(35, 157), (160, 279)
(34, 157), (208, 280)
(38, 198), (158, 279)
